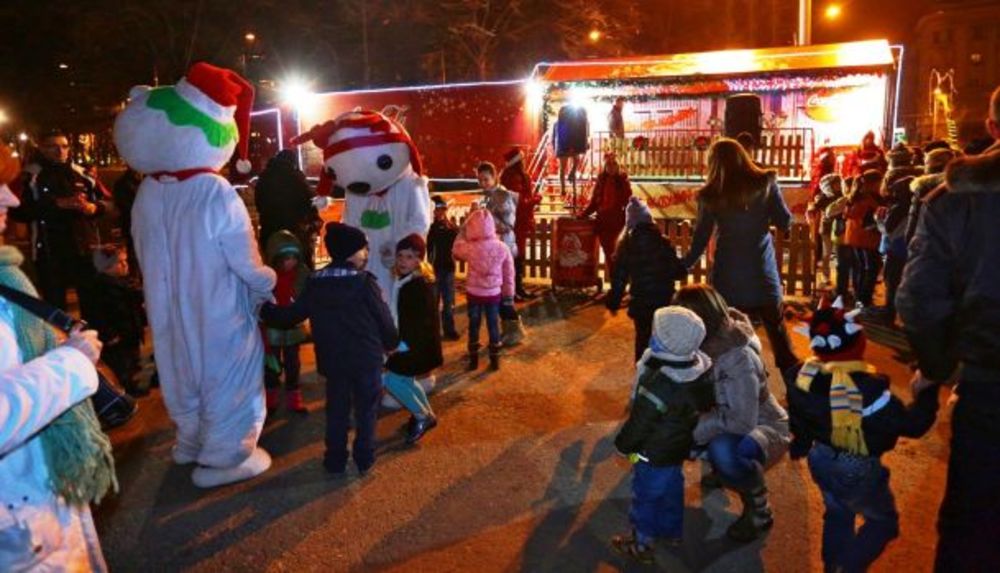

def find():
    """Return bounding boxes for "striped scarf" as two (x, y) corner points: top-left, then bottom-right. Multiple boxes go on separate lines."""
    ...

(797, 358), (876, 456)
(0, 246), (117, 505)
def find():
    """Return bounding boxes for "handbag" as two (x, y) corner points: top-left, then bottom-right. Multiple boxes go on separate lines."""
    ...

(0, 283), (137, 429)
(500, 302), (526, 347)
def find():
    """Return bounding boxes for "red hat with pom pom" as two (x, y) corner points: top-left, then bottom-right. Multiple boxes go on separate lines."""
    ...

(175, 62), (255, 174)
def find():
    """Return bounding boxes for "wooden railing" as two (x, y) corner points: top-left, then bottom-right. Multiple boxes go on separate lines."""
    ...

(578, 128), (814, 181)
(451, 217), (816, 296)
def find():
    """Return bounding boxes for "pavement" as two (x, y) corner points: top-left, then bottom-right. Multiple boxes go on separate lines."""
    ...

(93, 290), (951, 572)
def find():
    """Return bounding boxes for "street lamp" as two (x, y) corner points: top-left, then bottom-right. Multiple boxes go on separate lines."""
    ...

(588, 29), (602, 43)
(244, 32), (256, 43)
(18, 132), (27, 142)
(824, 4), (842, 20)
(58, 63), (69, 70)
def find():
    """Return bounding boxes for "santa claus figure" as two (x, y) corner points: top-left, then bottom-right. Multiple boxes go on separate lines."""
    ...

(293, 110), (432, 298)
(113, 63), (276, 488)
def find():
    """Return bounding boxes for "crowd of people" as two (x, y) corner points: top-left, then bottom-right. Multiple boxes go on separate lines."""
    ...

(2, 76), (999, 572)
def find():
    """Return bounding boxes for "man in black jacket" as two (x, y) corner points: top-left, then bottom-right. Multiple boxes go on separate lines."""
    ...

(11, 130), (107, 319)
(897, 86), (1000, 572)
(254, 149), (321, 267)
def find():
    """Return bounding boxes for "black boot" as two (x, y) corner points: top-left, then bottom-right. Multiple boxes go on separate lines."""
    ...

(727, 462), (774, 542)
(466, 344), (480, 371)
(488, 344), (501, 371)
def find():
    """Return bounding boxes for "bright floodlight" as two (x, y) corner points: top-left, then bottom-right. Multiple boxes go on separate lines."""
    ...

(18, 132), (28, 141)
(0, 109), (7, 124)
(280, 77), (315, 112)
(524, 79), (545, 103)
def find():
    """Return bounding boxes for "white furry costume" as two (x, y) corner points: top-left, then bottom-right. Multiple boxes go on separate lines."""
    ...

(293, 111), (432, 299)
(113, 63), (275, 488)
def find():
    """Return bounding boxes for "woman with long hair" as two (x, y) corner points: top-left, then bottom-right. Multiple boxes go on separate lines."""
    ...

(673, 284), (790, 542)
(682, 138), (797, 371)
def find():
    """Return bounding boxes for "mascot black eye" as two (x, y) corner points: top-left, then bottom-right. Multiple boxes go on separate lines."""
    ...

(325, 166), (337, 181)
(376, 154), (393, 171)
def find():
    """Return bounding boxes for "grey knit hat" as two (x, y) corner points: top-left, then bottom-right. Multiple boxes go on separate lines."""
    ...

(625, 196), (653, 230)
(650, 306), (706, 361)
(818, 173), (842, 197)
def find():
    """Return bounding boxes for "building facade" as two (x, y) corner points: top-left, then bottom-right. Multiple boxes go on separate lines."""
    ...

(903, 0), (1000, 146)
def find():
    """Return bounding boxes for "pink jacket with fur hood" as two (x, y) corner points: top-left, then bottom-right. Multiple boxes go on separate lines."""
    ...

(452, 208), (515, 298)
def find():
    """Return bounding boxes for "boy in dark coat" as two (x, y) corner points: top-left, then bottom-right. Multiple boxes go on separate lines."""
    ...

(611, 307), (715, 564)
(606, 197), (687, 362)
(90, 244), (147, 397)
(262, 222), (398, 476)
(784, 297), (940, 573)
(426, 196), (460, 340)
(384, 234), (444, 443)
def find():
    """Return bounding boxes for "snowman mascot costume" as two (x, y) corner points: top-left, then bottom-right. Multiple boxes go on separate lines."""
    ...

(113, 63), (276, 488)
(292, 110), (432, 299)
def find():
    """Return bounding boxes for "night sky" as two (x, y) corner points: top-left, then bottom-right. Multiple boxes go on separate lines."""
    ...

(0, 0), (953, 133)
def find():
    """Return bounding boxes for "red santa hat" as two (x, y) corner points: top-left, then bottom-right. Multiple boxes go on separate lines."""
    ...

(503, 147), (524, 167)
(290, 110), (422, 195)
(176, 62), (255, 174)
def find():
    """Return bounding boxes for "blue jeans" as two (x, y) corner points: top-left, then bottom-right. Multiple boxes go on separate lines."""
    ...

(707, 433), (765, 491)
(808, 443), (900, 573)
(382, 371), (433, 418)
(436, 271), (457, 335)
(629, 462), (684, 544)
(467, 301), (501, 348)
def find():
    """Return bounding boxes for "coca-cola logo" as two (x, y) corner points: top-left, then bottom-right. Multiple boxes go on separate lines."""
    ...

(804, 90), (843, 123)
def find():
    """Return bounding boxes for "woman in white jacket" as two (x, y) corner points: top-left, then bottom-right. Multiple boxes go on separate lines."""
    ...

(1, 161), (113, 572)
(674, 284), (791, 543)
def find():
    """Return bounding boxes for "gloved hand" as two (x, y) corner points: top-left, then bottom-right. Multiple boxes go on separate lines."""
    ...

(311, 195), (334, 210)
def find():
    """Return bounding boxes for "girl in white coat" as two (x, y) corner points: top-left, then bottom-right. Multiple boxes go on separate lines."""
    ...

(0, 161), (114, 572)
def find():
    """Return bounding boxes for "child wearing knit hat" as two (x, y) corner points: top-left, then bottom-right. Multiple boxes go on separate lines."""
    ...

(611, 306), (715, 564)
(783, 297), (940, 572)
(262, 222), (399, 476)
(606, 197), (687, 361)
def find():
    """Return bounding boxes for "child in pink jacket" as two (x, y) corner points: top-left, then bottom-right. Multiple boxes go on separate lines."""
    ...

(452, 207), (515, 371)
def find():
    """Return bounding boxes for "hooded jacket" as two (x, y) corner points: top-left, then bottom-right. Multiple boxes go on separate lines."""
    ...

(904, 172), (945, 244)
(692, 310), (790, 466)
(898, 145), (1000, 382)
(263, 231), (310, 347)
(616, 353), (716, 466)
(606, 222), (686, 317)
(452, 209), (515, 299)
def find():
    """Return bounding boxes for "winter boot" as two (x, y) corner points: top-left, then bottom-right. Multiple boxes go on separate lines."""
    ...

(466, 344), (480, 371)
(266, 388), (280, 412)
(286, 389), (308, 413)
(488, 344), (501, 371)
(727, 462), (774, 542)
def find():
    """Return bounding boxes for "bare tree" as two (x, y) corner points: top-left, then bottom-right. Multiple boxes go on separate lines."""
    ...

(441, 0), (528, 81)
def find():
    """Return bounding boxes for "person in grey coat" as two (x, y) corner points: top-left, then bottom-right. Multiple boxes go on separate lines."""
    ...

(476, 161), (519, 258)
(683, 138), (796, 371)
(675, 282), (790, 542)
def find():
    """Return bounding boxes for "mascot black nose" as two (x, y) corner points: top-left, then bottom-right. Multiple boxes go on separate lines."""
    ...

(347, 182), (371, 195)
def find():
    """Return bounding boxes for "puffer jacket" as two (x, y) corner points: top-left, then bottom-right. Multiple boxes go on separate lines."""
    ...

(693, 309), (790, 466)
(843, 190), (881, 250)
(452, 209), (515, 299)
(481, 186), (519, 258)
(898, 145), (1000, 382)
(606, 222), (686, 318)
(615, 354), (716, 466)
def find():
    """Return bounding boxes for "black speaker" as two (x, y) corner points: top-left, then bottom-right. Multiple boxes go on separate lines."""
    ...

(725, 93), (762, 145)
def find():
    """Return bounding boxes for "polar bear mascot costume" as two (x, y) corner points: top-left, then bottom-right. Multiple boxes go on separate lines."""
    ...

(292, 110), (432, 299)
(113, 63), (276, 488)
